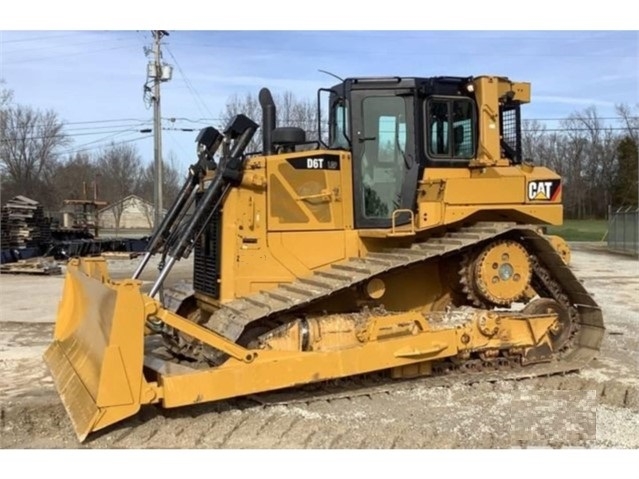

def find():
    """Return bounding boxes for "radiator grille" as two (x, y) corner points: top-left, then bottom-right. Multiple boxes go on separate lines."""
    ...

(193, 200), (221, 299)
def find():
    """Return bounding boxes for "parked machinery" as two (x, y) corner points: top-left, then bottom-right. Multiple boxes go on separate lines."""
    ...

(44, 75), (603, 441)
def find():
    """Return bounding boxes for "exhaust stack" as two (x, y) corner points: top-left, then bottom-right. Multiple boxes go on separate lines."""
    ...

(259, 88), (276, 155)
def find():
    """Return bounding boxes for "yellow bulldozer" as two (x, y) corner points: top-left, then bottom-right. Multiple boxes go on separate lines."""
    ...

(44, 75), (604, 442)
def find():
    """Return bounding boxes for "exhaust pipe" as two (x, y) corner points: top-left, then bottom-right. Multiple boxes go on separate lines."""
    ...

(259, 88), (276, 155)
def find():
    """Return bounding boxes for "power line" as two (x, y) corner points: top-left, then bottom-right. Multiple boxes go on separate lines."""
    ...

(6, 117), (154, 126)
(162, 115), (639, 125)
(165, 129), (191, 158)
(63, 130), (141, 152)
(0, 32), (79, 44)
(12, 114), (637, 129)
(63, 123), (152, 133)
(138, 126), (197, 133)
(523, 117), (639, 122)
(0, 128), (142, 142)
(63, 118), (152, 126)
(58, 134), (152, 156)
(8, 122), (152, 134)
(5, 123), (636, 142)
(522, 127), (639, 132)
(2, 44), (140, 65)
(164, 117), (221, 123)
(2, 36), (136, 55)
(164, 45), (215, 119)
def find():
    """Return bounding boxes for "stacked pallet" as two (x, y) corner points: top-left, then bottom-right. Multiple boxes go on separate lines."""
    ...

(0, 195), (49, 250)
(0, 210), (9, 248)
(0, 257), (62, 275)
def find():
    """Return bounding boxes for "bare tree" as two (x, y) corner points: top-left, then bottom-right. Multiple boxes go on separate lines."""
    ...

(615, 103), (639, 145)
(220, 90), (324, 153)
(96, 142), (143, 232)
(49, 152), (100, 207)
(613, 103), (639, 207)
(0, 80), (13, 203)
(136, 151), (182, 227)
(280, 91), (322, 142)
(220, 92), (262, 152)
(613, 136), (638, 207)
(0, 104), (70, 206)
(0, 79), (13, 110)
(522, 119), (548, 165)
(561, 107), (618, 218)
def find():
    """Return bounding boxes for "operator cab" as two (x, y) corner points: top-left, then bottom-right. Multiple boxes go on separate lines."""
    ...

(323, 76), (524, 229)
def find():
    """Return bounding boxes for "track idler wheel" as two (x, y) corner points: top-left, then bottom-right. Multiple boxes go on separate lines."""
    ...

(522, 298), (572, 351)
(462, 239), (532, 307)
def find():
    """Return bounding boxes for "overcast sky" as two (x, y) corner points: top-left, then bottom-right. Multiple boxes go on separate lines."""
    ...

(1, 28), (637, 172)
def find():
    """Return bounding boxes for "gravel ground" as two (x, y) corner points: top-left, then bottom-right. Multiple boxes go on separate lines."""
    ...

(0, 246), (637, 449)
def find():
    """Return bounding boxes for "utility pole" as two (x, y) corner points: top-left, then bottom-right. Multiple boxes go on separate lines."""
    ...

(147, 30), (172, 230)
(152, 31), (163, 231)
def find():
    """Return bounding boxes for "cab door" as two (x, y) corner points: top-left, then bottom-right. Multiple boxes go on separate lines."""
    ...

(349, 90), (419, 229)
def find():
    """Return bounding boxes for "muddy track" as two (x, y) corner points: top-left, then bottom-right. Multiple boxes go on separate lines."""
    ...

(161, 222), (603, 390)
(166, 222), (604, 377)
(2, 373), (636, 449)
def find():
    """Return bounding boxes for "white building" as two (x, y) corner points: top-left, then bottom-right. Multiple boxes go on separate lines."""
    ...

(98, 195), (156, 230)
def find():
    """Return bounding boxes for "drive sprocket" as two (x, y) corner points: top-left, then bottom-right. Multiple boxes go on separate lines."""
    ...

(461, 239), (532, 307)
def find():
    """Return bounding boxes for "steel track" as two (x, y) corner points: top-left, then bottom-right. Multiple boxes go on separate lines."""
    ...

(160, 222), (605, 387)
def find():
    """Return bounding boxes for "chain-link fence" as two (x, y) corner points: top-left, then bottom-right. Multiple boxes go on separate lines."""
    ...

(607, 206), (639, 257)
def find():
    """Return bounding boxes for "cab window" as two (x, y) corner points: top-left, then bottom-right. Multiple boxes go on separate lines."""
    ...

(361, 96), (408, 219)
(426, 97), (475, 160)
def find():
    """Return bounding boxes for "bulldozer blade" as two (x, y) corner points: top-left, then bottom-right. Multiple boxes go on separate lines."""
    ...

(43, 258), (153, 442)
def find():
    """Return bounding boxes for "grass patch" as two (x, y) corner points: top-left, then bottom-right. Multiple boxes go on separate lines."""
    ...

(546, 219), (608, 242)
